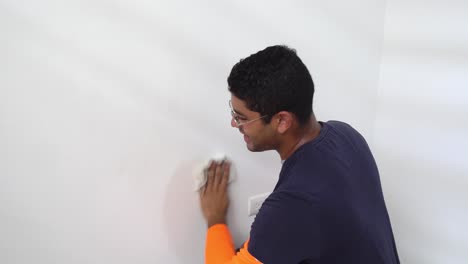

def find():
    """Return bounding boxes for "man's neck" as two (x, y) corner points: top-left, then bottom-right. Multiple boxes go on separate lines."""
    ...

(278, 117), (321, 161)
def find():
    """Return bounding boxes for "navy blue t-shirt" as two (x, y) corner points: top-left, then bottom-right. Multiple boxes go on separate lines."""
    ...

(248, 121), (400, 264)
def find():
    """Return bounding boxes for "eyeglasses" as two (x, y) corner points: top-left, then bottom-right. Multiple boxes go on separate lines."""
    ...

(229, 100), (268, 127)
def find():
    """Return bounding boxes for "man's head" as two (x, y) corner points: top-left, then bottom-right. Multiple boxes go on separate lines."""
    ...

(227, 45), (315, 152)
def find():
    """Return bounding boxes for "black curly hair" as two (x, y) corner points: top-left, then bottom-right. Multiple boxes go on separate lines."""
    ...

(227, 45), (314, 125)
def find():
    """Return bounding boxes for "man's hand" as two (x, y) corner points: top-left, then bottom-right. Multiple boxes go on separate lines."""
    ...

(199, 160), (231, 228)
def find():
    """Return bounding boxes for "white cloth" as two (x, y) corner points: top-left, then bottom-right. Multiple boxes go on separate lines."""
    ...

(193, 155), (236, 191)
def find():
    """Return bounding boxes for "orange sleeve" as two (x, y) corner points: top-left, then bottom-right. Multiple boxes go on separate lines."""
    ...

(205, 224), (262, 264)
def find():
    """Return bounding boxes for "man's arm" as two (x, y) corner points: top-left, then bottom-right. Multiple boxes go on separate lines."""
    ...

(199, 161), (261, 264)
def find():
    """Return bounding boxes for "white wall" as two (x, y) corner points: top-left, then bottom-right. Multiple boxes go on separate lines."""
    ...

(0, 1), (386, 263)
(4, 0), (465, 263)
(375, 0), (468, 263)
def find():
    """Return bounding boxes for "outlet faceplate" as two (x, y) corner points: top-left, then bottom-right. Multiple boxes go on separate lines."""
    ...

(247, 192), (270, 216)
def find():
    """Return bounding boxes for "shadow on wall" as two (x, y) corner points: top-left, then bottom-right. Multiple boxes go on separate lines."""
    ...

(163, 159), (207, 263)
(376, 148), (468, 264)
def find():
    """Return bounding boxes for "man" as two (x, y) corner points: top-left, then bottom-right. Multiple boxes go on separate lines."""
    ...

(199, 45), (400, 263)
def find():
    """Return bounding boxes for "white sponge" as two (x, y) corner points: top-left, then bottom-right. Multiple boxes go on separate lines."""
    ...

(193, 154), (236, 192)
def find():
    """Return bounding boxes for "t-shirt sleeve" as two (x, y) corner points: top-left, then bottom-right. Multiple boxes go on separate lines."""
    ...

(248, 190), (320, 263)
(205, 224), (262, 264)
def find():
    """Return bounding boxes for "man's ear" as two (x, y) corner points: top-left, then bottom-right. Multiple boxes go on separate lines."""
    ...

(275, 111), (294, 134)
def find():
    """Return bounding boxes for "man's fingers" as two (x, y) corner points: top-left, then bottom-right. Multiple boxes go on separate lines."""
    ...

(204, 160), (231, 192)
(220, 161), (230, 190)
(213, 160), (224, 187)
(206, 160), (216, 192)
(200, 167), (209, 195)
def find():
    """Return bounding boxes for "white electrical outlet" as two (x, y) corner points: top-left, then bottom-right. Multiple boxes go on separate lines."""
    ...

(247, 192), (270, 216)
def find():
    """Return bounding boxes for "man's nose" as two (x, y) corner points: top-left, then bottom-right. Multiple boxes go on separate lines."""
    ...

(230, 117), (237, 128)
